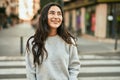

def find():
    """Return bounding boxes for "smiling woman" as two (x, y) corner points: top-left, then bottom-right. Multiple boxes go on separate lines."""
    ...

(25, 2), (80, 80)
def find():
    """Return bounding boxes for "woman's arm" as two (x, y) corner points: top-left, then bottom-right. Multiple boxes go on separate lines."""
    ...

(68, 44), (80, 80)
(25, 38), (36, 80)
(25, 50), (36, 80)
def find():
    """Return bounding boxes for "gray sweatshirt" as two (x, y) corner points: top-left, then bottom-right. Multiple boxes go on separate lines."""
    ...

(25, 35), (80, 80)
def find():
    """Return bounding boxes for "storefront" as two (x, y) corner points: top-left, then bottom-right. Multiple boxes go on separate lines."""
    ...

(76, 8), (81, 36)
(107, 3), (120, 39)
(85, 6), (96, 36)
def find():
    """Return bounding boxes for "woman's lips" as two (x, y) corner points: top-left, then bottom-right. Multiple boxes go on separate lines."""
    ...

(51, 20), (59, 24)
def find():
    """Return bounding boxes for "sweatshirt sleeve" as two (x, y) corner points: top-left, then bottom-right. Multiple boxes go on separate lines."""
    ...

(25, 50), (36, 80)
(25, 38), (36, 80)
(68, 44), (80, 80)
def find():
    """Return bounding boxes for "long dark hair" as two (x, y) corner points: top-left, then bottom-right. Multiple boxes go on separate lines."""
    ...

(26, 3), (75, 65)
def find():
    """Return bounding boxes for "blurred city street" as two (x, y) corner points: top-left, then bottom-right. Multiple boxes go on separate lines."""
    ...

(0, 0), (120, 80)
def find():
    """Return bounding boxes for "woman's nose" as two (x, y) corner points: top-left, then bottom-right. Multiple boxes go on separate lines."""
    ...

(54, 13), (59, 18)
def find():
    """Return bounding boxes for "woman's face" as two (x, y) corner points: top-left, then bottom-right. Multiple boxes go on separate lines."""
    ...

(47, 6), (63, 30)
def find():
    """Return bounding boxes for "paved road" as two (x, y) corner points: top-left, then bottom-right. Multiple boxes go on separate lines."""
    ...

(0, 55), (120, 80)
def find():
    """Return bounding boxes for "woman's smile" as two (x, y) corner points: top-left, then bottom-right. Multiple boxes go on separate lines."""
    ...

(51, 18), (61, 24)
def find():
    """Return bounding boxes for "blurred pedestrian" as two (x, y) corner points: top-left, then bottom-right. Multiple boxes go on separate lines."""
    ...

(25, 3), (80, 80)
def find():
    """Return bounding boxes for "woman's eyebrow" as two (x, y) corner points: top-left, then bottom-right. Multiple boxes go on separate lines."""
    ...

(49, 10), (61, 13)
(49, 10), (55, 13)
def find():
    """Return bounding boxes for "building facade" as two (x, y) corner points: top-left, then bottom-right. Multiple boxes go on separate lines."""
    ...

(64, 0), (120, 39)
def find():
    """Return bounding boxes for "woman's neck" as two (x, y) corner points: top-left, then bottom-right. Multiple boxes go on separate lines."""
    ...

(49, 29), (57, 36)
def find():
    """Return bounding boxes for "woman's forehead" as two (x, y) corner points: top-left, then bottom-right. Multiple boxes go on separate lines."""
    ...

(48, 6), (61, 12)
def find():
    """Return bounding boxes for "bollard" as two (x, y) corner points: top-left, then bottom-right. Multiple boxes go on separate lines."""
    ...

(20, 36), (23, 55)
(114, 35), (118, 50)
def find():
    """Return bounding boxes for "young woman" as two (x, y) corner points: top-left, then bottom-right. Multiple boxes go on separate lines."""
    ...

(25, 3), (80, 80)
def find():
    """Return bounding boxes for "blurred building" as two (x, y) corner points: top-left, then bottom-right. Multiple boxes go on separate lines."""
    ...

(64, 0), (120, 39)
(19, 0), (40, 21)
(0, 0), (40, 21)
(0, 0), (19, 28)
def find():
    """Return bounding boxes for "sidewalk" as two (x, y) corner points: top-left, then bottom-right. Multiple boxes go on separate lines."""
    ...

(76, 35), (120, 55)
(0, 22), (35, 56)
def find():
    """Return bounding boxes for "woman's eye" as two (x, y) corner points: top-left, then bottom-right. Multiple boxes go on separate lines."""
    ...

(58, 12), (62, 16)
(49, 11), (55, 15)
(50, 12), (54, 15)
(49, 11), (62, 16)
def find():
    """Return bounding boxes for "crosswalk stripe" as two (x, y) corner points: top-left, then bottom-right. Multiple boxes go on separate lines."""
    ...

(78, 77), (120, 80)
(79, 55), (120, 60)
(80, 60), (120, 65)
(0, 68), (26, 75)
(0, 61), (25, 66)
(0, 56), (25, 61)
(79, 67), (120, 73)
(0, 79), (26, 80)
